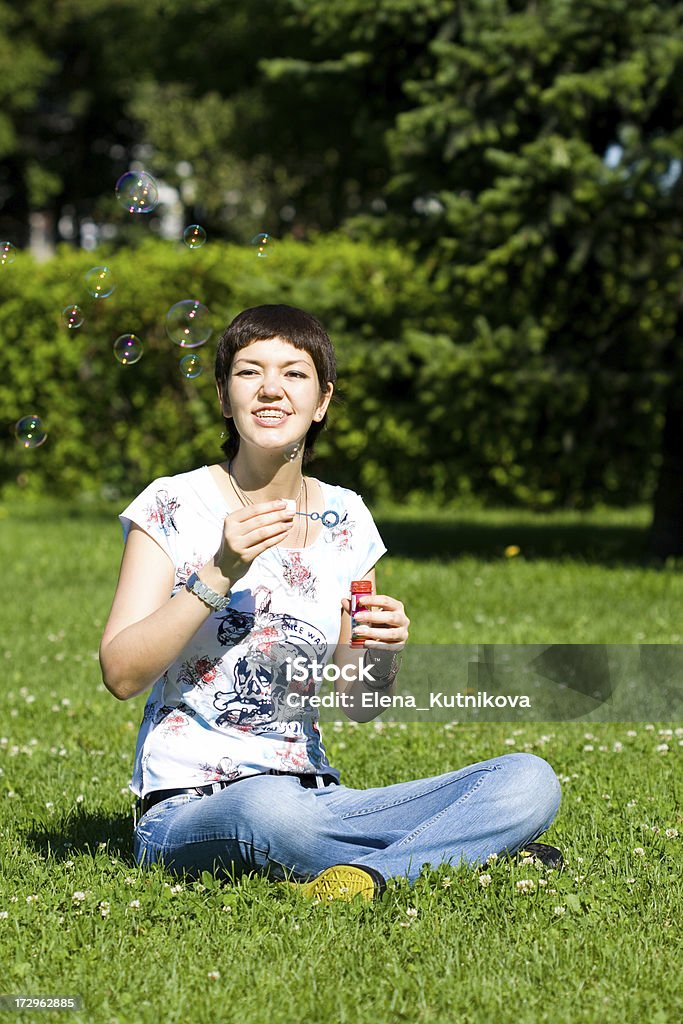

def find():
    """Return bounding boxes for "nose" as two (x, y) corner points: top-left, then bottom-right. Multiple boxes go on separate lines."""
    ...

(259, 369), (285, 399)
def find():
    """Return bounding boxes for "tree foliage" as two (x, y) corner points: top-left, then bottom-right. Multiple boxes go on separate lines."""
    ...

(2, 0), (683, 538)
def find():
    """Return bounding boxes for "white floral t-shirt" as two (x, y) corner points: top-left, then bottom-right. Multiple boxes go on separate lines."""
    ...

(120, 467), (386, 797)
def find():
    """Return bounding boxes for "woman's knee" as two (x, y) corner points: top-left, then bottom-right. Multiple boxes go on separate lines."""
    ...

(501, 752), (562, 824)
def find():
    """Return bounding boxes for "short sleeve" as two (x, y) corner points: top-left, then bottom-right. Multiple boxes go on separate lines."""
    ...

(119, 477), (181, 567)
(348, 493), (387, 580)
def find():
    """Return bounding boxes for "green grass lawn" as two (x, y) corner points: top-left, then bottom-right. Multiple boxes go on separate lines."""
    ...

(0, 499), (681, 1024)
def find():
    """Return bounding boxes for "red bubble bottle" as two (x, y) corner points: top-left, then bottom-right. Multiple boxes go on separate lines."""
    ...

(350, 580), (373, 647)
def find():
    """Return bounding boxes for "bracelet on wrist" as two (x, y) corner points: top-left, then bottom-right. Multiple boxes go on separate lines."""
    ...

(362, 649), (402, 691)
(185, 571), (231, 612)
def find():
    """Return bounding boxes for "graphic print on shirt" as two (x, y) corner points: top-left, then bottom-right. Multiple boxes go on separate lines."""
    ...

(279, 551), (318, 600)
(273, 719), (327, 772)
(154, 702), (197, 737)
(174, 556), (208, 593)
(211, 585), (327, 733)
(145, 488), (181, 535)
(177, 654), (223, 690)
(199, 754), (242, 783)
(323, 511), (354, 551)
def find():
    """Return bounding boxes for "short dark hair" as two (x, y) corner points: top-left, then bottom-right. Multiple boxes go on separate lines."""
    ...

(215, 304), (337, 463)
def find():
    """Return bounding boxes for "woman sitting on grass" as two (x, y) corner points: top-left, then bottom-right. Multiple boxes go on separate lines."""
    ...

(99, 303), (562, 900)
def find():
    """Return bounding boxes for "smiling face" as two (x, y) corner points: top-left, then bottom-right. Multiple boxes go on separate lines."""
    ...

(218, 337), (334, 457)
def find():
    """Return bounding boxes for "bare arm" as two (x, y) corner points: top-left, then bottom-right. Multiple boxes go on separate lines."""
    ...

(99, 500), (295, 700)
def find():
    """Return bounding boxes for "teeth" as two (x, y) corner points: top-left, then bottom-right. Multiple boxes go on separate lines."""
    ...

(256, 411), (285, 419)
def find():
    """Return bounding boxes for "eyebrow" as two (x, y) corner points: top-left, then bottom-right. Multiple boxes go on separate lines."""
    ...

(233, 357), (312, 368)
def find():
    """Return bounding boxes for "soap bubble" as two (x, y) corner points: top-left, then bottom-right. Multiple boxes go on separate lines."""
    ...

(0, 241), (16, 266)
(183, 224), (206, 249)
(62, 304), (84, 329)
(85, 266), (115, 299)
(283, 443), (302, 463)
(113, 333), (143, 365)
(15, 415), (47, 449)
(165, 299), (212, 348)
(251, 232), (273, 257)
(179, 354), (203, 379)
(115, 171), (159, 214)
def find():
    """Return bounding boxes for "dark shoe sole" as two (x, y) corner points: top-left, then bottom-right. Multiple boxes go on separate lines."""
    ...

(516, 842), (564, 869)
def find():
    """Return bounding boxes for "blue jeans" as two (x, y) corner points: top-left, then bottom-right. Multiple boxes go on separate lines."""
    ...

(133, 753), (561, 884)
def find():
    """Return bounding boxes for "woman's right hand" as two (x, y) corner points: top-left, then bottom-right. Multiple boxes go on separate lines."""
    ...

(212, 500), (296, 585)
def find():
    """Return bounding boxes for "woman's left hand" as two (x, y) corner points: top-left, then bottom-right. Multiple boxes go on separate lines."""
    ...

(342, 594), (410, 651)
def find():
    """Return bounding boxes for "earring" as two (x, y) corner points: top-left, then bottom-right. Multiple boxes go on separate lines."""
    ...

(220, 430), (227, 439)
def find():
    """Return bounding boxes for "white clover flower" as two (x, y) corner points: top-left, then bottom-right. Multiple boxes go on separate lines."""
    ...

(207, 971), (220, 981)
(486, 853), (498, 864)
(583, 744), (594, 752)
(626, 730), (637, 737)
(553, 905), (566, 916)
(26, 895), (39, 903)
(72, 891), (87, 903)
(656, 744), (669, 753)
(633, 847), (645, 857)
(665, 828), (679, 839)
(406, 907), (418, 918)
(0, 911), (8, 919)
(441, 878), (452, 888)
(516, 879), (535, 892)
(128, 899), (140, 909)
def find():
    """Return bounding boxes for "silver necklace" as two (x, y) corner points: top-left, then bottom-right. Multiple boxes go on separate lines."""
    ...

(228, 461), (309, 548)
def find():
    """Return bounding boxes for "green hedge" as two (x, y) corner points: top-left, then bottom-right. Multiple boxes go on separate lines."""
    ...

(0, 236), (664, 507)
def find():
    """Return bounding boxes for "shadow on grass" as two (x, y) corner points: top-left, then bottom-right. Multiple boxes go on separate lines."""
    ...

(375, 517), (656, 567)
(25, 810), (136, 866)
(5, 500), (665, 568)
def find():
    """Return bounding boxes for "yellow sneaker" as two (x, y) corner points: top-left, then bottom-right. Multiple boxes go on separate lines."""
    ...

(286, 864), (386, 902)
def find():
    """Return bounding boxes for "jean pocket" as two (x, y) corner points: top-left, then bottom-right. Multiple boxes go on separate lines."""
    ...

(135, 792), (199, 841)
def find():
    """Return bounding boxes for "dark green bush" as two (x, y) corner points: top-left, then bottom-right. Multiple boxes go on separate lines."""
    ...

(0, 235), (663, 507)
